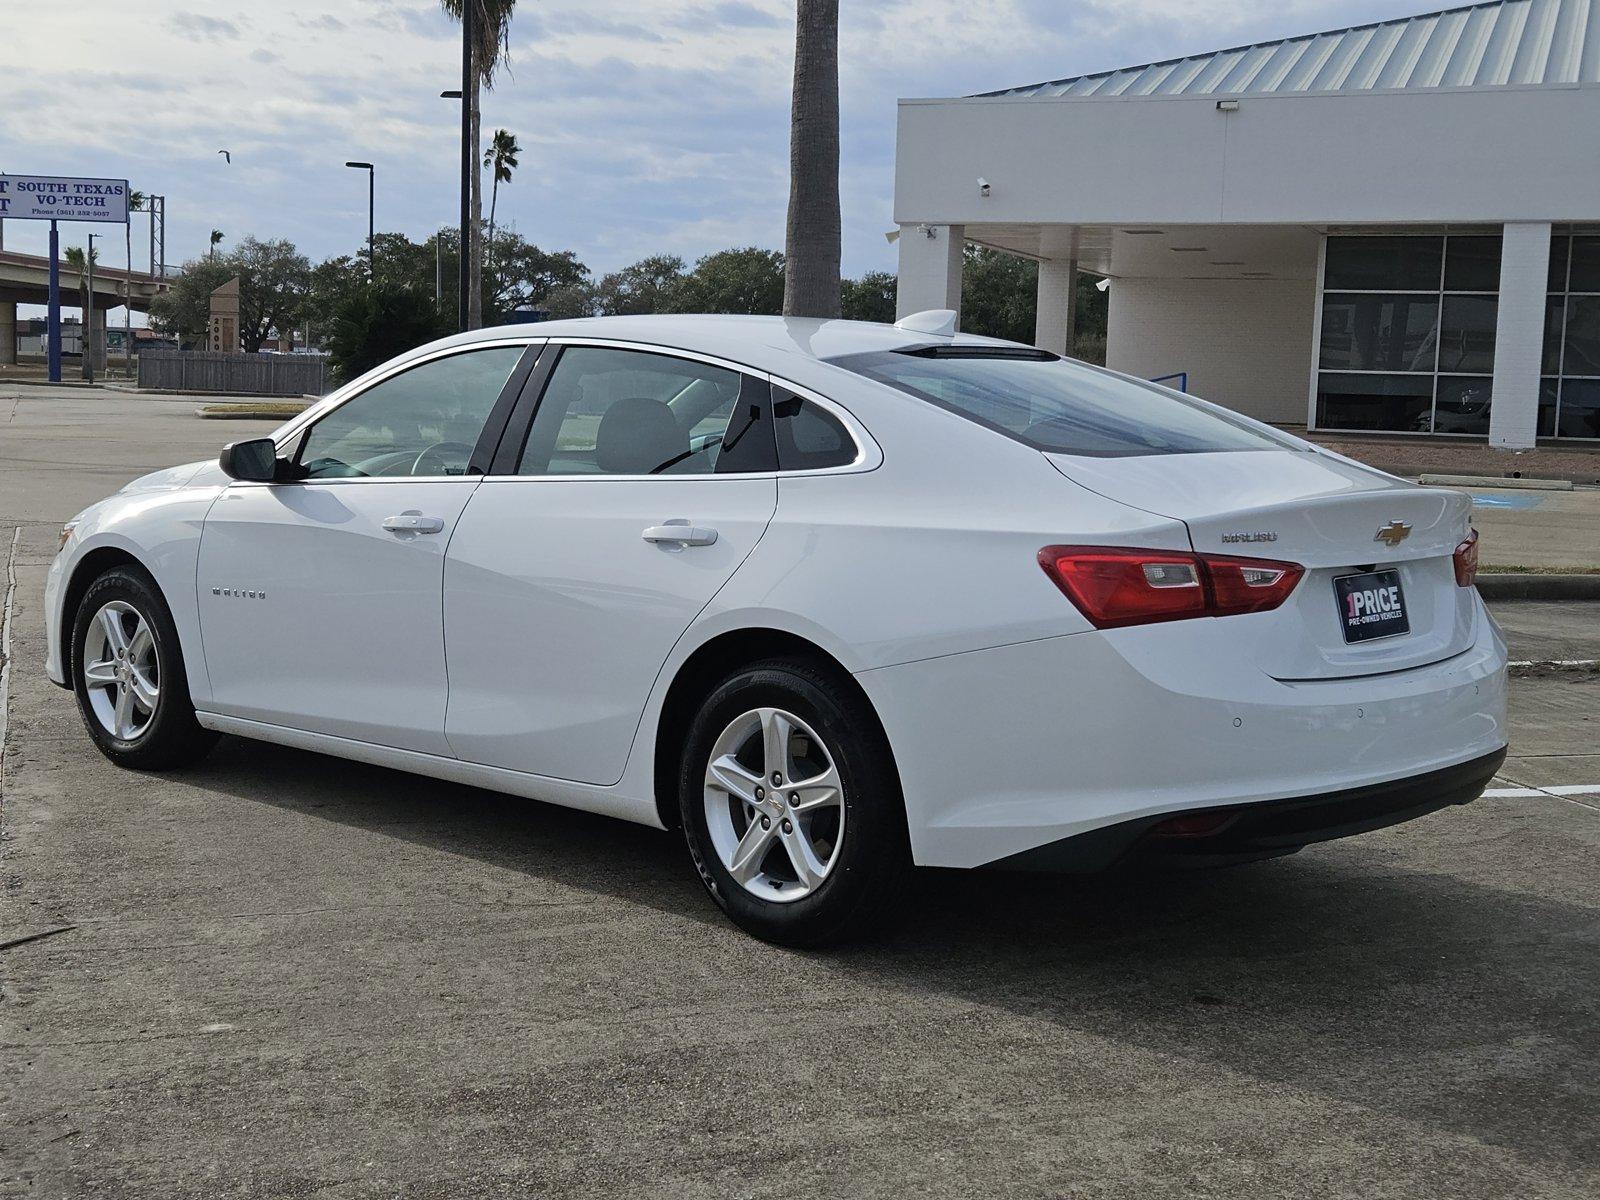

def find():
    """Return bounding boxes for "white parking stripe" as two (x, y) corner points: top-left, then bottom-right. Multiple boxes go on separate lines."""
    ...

(1507, 660), (1598, 669)
(1484, 785), (1600, 798)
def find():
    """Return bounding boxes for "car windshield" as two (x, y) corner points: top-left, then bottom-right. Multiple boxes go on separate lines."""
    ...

(831, 348), (1294, 458)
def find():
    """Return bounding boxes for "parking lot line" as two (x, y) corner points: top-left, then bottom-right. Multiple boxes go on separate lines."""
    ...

(1484, 784), (1600, 798)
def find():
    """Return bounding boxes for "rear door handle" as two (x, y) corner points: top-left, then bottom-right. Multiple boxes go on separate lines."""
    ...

(642, 520), (718, 547)
(382, 514), (446, 535)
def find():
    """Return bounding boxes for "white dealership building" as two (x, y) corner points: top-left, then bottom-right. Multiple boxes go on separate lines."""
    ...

(892, 0), (1600, 448)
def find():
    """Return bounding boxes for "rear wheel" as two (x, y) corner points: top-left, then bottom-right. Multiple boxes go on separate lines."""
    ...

(71, 566), (217, 770)
(679, 659), (911, 946)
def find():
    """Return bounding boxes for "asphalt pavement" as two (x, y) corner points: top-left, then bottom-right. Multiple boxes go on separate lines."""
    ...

(3, 385), (1597, 1198)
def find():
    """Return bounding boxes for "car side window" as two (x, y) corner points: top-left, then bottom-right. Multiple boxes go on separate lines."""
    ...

(517, 346), (769, 475)
(772, 386), (857, 470)
(295, 346), (525, 479)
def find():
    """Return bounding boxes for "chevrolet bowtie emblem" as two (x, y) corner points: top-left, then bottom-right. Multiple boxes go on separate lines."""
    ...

(1374, 521), (1413, 547)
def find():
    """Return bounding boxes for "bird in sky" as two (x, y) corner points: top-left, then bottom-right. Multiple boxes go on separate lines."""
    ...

(217, 150), (232, 164)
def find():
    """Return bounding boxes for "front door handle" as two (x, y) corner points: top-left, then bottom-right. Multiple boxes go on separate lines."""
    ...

(382, 514), (446, 535)
(642, 520), (718, 547)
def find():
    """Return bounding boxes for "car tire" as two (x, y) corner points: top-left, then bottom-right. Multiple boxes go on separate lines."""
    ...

(679, 657), (912, 947)
(70, 565), (218, 770)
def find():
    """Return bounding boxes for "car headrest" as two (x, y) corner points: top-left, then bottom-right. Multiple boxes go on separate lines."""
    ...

(595, 397), (687, 474)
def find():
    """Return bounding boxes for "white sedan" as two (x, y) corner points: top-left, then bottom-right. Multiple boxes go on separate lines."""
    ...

(45, 312), (1508, 944)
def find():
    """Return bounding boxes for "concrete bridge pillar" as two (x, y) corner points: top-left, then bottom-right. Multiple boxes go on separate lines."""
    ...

(0, 300), (15, 365)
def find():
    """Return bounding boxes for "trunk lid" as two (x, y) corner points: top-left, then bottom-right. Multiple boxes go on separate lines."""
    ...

(1045, 448), (1478, 680)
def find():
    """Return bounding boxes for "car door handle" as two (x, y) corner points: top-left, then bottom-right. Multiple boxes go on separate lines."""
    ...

(382, 514), (446, 535)
(642, 521), (718, 547)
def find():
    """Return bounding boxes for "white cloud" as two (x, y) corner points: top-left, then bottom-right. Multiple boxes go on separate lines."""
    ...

(0, 0), (1432, 280)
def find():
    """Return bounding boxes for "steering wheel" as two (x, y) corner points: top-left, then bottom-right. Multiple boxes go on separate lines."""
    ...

(410, 441), (476, 477)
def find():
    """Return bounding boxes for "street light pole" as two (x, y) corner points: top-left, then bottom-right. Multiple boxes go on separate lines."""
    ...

(441, 90), (464, 323)
(85, 233), (98, 385)
(345, 162), (375, 281)
(457, 2), (474, 333)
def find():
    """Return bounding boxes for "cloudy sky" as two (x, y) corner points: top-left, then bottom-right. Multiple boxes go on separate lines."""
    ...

(2, 0), (1432, 283)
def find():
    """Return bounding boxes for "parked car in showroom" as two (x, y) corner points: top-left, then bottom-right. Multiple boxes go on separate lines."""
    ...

(46, 312), (1508, 945)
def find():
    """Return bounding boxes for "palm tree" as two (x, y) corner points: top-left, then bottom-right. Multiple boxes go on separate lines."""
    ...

(65, 244), (99, 378)
(209, 229), (224, 260)
(783, 0), (841, 318)
(441, 0), (517, 329)
(484, 127), (520, 274)
(124, 191), (146, 376)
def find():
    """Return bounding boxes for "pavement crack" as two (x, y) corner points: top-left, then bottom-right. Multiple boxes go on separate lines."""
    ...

(0, 924), (76, 953)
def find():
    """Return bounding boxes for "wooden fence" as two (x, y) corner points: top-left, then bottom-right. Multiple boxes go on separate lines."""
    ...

(137, 351), (329, 396)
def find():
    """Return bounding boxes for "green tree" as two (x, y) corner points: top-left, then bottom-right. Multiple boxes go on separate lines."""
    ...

(441, 0), (518, 329)
(592, 254), (686, 316)
(150, 237), (311, 351)
(841, 271), (896, 323)
(958, 246), (1108, 357)
(208, 229), (224, 260)
(783, 0), (840, 317)
(326, 285), (450, 383)
(484, 128), (520, 267)
(64, 244), (100, 374)
(664, 247), (785, 315)
(484, 229), (588, 320)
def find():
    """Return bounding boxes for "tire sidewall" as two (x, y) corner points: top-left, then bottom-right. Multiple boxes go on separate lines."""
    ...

(679, 662), (905, 943)
(70, 568), (189, 767)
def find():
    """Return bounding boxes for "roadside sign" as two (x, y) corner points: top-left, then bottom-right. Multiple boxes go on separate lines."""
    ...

(0, 175), (129, 224)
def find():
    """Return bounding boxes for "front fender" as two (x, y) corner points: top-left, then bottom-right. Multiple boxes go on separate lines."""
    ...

(47, 486), (223, 701)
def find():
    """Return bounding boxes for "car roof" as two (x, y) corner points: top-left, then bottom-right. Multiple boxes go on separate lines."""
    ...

(412, 314), (1021, 376)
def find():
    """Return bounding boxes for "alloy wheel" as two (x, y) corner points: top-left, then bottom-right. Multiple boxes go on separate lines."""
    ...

(82, 600), (160, 741)
(702, 707), (846, 903)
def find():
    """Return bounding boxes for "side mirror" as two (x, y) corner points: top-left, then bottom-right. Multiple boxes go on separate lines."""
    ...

(219, 437), (283, 482)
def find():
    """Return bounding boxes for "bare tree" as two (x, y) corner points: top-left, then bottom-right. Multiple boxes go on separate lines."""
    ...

(783, 0), (841, 318)
(442, 0), (518, 329)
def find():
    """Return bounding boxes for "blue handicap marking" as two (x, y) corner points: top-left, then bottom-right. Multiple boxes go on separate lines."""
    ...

(1469, 492), (1545, 510)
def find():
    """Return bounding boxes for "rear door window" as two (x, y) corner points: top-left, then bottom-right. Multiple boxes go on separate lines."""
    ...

(831, 349), (1292, 458)
(516, 346), (775, 475)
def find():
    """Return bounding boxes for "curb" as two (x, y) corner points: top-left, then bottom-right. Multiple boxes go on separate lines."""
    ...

(1477, 573), (1600, 601)
(194, 409), (307, 420)
(1419, 473), (1574, 491)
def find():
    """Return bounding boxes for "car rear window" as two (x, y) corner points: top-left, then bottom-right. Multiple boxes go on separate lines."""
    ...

(830, 348), (1291, 458)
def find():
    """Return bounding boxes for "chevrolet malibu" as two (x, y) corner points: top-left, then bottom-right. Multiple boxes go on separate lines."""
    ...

(46, 312), (1508, 944)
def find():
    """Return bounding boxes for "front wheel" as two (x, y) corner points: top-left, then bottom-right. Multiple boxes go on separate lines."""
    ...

(679, 659), (911, 946)
(70, 565), (217, 770)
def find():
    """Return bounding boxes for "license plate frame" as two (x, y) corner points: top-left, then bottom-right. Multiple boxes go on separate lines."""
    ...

(1333, 569), (1410, 644)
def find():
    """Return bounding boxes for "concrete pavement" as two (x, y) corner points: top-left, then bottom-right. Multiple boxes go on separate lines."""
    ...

(3, 386), (1597, 1198)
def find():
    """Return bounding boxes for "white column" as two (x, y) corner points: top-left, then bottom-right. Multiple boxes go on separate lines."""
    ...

(1489, 222), (1551, 450)
(895, 224), (964, 322)
(1034, 258), (1078, 355)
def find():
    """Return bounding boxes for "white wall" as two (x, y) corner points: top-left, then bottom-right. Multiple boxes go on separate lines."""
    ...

(1105, 277), (1317, 424)
(896, 86), (1600, 226)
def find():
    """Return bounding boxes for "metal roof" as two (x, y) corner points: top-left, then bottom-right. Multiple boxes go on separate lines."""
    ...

(978, 0), (1600, 99)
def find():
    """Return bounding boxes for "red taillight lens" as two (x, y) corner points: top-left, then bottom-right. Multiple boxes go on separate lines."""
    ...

(1039, 545), (1303, 629)
(1453, 528), (1480, 587)
(1037, 546), (1208, 628)
(1204, 553), (1305, 617)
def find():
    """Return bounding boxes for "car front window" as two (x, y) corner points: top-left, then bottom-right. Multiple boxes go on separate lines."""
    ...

(296, 346), (525, 479)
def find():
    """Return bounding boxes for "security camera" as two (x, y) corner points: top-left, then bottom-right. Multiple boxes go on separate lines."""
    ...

(977, 178), (991, 197)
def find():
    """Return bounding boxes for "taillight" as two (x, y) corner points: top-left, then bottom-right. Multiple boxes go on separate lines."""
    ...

(1038, 545), (1303, 629)
(1453, 529), (1479, 587)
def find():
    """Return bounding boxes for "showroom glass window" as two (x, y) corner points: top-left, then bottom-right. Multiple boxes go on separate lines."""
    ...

(1315, 235), (1500, 435)
(1540, 233), (1600, 440)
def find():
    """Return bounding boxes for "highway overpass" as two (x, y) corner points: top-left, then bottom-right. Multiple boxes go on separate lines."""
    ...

(1, 249), (169, 365)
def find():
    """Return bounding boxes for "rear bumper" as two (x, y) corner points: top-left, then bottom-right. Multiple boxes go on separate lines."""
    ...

(985, 745), (1507, 872)
(855, 593), (1508, 869)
